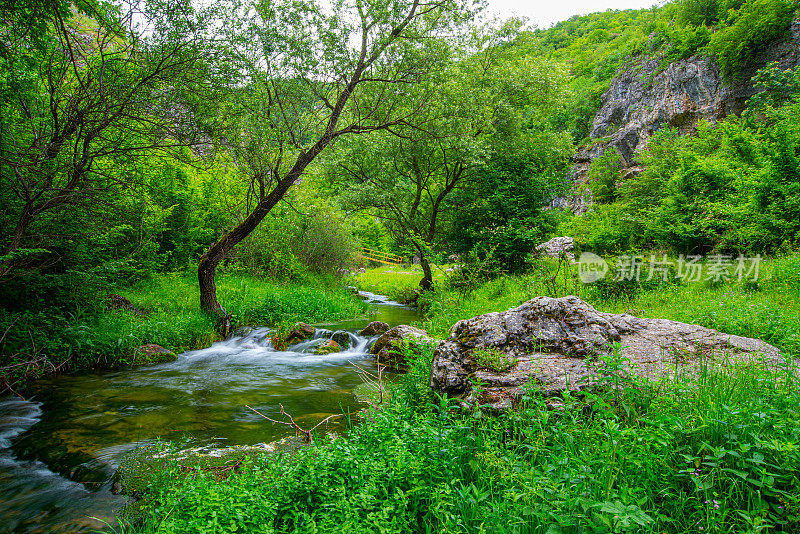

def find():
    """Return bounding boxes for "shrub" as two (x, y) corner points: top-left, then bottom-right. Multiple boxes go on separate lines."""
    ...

(588, 148), (624, 204)
(473, 347), (516, 372)
(707, 0), (798, 80)
(235, 200), (358, 279)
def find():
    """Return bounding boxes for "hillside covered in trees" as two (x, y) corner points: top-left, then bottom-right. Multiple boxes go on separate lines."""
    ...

(1, 0), (800, 532)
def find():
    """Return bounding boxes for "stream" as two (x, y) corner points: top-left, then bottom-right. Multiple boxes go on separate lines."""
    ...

(0, 291), (417, 533)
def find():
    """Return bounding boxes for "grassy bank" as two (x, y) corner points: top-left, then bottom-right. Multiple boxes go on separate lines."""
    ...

(350, 263), (452, 303)
(0, 273), (368, 393)
(112, 254), (800, 533)
(118, 341), (800, 533)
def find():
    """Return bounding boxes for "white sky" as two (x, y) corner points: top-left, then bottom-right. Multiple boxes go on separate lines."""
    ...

(486, 0), (668, 28)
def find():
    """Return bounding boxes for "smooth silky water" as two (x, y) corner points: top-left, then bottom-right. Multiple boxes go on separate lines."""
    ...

(0, 292), (417, 533)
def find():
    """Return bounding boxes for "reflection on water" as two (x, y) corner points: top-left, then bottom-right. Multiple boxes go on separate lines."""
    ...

(0, 293), (417, 533)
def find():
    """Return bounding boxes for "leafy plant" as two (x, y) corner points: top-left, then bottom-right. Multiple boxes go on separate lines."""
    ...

(473, 347), (516, 372)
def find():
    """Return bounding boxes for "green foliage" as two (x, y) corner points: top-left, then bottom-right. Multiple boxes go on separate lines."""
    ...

(749, 63), (800, 110)
(473, 347), (516, 372)
(443, 43), (573, 272)
(353, 264), (451, 304)
(602, 102), (800, 254)
(414, 252), (800, 359)
(588, 148), (624, 204)
(706, 0), (798, 80)
(560, 202), (635, 255)
(677, 0), (747, 26)
(120, 331), (800, 534)
(443, 248), (504, 298)
(235, 193), (358, 281)
(0, 273), (367, 388)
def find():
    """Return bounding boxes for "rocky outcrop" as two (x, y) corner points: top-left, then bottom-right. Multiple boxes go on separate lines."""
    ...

(535, 236), (575, 259)
(370, 325), (431, 369)
(430, 296), (783, 410)
(359, 321), (390, 336)
(272, 323), (315, 350)
(560, 21), (800, 213)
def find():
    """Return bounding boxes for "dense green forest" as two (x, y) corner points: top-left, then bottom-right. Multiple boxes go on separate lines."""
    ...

(1, 0), (798, 387)
(2, 0), (800, 531)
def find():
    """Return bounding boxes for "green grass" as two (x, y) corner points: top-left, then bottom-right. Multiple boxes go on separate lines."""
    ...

(114, 342), (800, 534)
(352, 263), (451, 303)
(0, 272), (368, 389)
(120, 272), (369, 331)
(108, 255), (800, 533)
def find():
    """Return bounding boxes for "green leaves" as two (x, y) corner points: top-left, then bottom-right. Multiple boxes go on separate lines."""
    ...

(595, 500), (655, 529)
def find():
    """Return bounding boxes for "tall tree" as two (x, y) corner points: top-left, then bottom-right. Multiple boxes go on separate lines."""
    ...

(197, 0), (475, 327)
(330, 24), (573, 287)
(328, 63), (491, 290)
(0, 0), (210, 280)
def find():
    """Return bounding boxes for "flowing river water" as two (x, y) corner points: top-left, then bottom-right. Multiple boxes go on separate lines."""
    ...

(0, 291), (417, 533)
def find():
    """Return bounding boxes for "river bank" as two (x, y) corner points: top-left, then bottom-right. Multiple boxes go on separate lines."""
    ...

(114, 255), (800, 533)
(355, 254), (800, 357)
(0, 287), (416, 533)
(0, 272), (369, 396)
(4, 256), (800, 533)
(121, 341), (800, 534)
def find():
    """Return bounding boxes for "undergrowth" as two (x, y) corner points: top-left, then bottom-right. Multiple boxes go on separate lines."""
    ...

(115, 341), (800, 533)
(416, 253), (800, 358)
(352, 264), (451, 303)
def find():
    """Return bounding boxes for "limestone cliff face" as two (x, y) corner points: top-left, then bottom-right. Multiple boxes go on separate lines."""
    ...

(560, 21), (800, 213)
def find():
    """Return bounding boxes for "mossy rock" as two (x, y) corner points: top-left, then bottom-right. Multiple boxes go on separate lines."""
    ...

(132, 344), (177, 366)
(272, 322), (316, 350)
(331, 330), (351, 349)
(314, 340), (341, 355)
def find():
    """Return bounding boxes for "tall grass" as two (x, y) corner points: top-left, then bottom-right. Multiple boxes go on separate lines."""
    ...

(352, 264), (451, 303)
(120, 272), (368, 329)
(112, 256), (800, 533)
(395, 254), (800, 357)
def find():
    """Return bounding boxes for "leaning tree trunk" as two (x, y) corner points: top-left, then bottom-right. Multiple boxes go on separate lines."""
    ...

(196, 0), (425, 331)
(419, 255), (433, 291)
(198, 175), (297, 335)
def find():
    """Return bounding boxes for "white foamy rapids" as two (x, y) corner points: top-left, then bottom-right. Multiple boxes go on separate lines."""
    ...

(357, 291), (413, 308)
(168, 327), (376, 369)
(0, 398), (42, 450)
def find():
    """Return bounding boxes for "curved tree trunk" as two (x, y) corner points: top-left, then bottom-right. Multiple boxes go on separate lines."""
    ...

(195, 1), (433, 333)
(419, 255), (433, 291)
(198, 175), (297, 333)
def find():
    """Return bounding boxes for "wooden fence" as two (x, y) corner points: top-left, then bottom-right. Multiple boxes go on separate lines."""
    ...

(357, 248), (403, 266)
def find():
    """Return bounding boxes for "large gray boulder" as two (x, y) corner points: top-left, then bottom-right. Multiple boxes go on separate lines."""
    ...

(535, 237), (575, 259)
(371, 325), (431, 369)
(430, 296), (784, 410)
